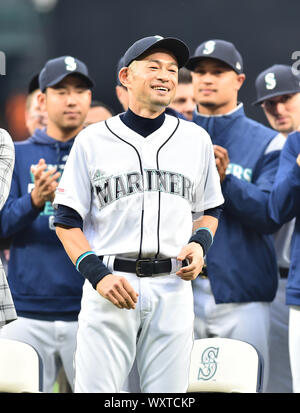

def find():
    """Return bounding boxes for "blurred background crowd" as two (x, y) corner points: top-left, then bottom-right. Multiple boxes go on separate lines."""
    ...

(0, 0), (299, 141)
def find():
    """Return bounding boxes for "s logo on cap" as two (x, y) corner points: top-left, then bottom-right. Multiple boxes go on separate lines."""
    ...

(236, 62), (241, 71)
(203, 40), (216, 55)
(265, 72), (276, 90)
(65, 56), (77, 72)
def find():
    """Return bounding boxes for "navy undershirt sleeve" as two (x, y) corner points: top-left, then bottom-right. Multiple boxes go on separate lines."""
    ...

(54, 205), (83, 230)
(204, 204), (224, 219)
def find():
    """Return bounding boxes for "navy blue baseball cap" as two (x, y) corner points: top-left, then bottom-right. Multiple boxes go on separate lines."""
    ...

(186, 39), (243, 74)
(253, 64), (300, 105)
(39, 55), (94, 92)
(122, 35), (190, 69)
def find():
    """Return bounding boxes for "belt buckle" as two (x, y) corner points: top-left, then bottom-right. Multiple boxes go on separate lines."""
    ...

(200, 264), (208, 279)
(136, 258), (152, 277)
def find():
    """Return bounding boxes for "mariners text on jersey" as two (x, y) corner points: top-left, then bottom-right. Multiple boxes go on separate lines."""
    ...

(92, 168), (194, 209)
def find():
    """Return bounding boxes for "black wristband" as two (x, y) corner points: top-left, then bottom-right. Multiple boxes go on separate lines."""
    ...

(189, 228), (213, 257)
(76, 252), (111, 290)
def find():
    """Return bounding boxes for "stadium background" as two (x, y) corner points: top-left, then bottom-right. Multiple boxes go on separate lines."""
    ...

(0, 0), (299, 140)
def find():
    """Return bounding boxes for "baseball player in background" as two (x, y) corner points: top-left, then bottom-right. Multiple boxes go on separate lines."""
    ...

(0, 56), (93, 392)
(253, 64), (300, 392)
(83, 100), (115, 127)
(268, 133), (300, 393)
(169, 67), (195, 120)
(53, 35), (224, 393)
(25, 74), (48, 136)
(185, 39), (285, 390)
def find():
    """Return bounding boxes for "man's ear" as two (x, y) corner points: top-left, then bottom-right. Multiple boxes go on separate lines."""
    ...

(236, 73), (246, 91)
(37, 91), (46, 111)
(119, 67), (130, 89)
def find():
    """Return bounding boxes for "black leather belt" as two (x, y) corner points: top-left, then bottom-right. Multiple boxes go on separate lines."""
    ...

(199, 264), (208, 278)
(279, 267), (289, 279)
(99, 256), (188, 277)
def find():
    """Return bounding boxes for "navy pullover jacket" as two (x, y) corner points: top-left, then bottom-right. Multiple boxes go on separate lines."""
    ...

(192, 103), (284, 303)
(0, 128), (84, 320)
(268, 131), (300, 305)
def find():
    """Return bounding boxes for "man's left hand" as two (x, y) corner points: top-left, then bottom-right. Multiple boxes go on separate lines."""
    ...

(176, 242), (204, 281)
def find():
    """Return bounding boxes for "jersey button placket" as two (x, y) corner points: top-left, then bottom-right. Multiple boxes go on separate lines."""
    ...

(139, 145), (160, 257)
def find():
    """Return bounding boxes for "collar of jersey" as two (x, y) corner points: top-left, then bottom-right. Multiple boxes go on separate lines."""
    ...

(120, 108), (166, 138)
(194, 102), (244, 118)
(106, 111), (179, 147)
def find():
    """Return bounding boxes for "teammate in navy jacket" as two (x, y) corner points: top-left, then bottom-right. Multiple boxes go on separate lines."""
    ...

(268, 132), (300, 392)
(185, 39), (285, 390)
(253, 64), (300, 392)
(0, 56), (93, 392)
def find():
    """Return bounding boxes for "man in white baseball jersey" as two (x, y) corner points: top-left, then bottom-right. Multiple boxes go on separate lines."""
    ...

(53, 35), (224, 393)
(253, 64), (300, 392)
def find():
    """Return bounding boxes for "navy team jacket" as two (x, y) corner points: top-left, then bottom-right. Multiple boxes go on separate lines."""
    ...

(268, 131), (300, 305)
(192, 104), (284, 303)
(0, 129), (84, 320)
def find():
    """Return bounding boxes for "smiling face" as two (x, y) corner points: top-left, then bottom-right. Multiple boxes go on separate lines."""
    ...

(191, 58), (245, 115)
(39, 74), (92, 140)
(261, 93), (300, 136)
(119, 50), (179, 117)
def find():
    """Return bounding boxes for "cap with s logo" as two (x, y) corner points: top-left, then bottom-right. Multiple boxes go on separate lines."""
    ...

(202, 40), (216, 55)
(253, 64), (300, 105)
(38, 55), (94, 92)
(64, 56), (77, 72)
(265, 73), (276, 90)
(185, 39), (243, 74)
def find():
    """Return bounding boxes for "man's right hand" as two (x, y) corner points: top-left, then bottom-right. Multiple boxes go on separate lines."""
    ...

(96, 274), (139, 310)
(31, 158), (61, 208)
(214, 145), (230, 182)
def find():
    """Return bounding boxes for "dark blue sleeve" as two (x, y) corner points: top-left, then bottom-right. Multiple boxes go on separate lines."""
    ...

(268, 132), (300, 224)
(54, 205), (83, 230)
(204, 205), (224, 219)
(221, 149), (282, 234)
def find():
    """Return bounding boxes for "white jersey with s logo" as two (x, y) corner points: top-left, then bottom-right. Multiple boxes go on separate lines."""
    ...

(53, 114), (224, 259)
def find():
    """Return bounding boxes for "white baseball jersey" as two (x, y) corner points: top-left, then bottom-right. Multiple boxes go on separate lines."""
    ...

(53, 114), (223, 258)
(54, 113), (224, 392)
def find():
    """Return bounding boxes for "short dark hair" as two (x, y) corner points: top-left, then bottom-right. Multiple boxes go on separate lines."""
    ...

(90, 100), (115, 116)
(178, 67), (192, 84)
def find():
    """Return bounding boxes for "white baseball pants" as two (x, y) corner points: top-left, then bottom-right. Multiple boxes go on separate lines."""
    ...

(266, 278), (292, 393)
(74, 266), (194, 393)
